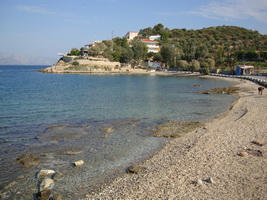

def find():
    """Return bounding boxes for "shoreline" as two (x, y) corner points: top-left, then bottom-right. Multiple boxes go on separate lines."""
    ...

(85, 77), (267, 199)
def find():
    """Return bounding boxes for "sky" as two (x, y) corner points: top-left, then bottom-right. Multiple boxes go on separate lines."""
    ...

(0, 0), (267, 64)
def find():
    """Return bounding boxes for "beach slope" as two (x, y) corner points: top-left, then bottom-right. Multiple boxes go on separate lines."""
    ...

(85, 79), (267, 200)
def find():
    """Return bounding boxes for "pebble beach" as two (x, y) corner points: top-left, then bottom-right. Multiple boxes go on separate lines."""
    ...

(85, 78), (267, 200)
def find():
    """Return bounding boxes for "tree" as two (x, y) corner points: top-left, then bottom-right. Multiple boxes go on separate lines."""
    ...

(177, 60), (189, 70)
(190, 60), (200, 72)
(225, 53), (237, 75)
(68, 48), (80, 56)
(88, 46), (101, 57)
(120, 47), (133, 64)
(131, 40), (148, 65)
(153, 23), (164, 32)
(113, 37), (128, 47)
(139, 27), (153, 38)
(160, 43), (176, 68)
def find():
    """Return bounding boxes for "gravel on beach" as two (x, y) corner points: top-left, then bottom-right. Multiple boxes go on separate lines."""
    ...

(85, 79), (267, 200)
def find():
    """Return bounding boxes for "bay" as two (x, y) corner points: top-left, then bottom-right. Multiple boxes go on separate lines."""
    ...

(0, 65), (236, 199)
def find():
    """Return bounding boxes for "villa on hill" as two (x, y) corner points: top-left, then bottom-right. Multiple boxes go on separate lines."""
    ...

(124, 31), (138, 40)
(141, 39), (160, 53)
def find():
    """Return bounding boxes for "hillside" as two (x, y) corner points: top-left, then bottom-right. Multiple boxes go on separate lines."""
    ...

(64, 25), (267, 74)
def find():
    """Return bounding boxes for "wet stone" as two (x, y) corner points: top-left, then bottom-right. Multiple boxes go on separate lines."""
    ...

(36, 189), (52, 200)
(127, 165), (146, 174)
(37, 170), (56, 179)
(39, 178), (54, 192)
(73, 160), (84, 167)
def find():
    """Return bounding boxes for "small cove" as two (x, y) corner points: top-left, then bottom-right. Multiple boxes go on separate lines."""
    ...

(0, 65), (237, 199)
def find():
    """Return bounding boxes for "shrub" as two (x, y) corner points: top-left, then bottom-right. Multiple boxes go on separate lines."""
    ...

(72, 61), (79, 66)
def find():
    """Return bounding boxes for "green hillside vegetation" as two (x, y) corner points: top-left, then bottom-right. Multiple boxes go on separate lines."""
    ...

(69, 24), (267, 74)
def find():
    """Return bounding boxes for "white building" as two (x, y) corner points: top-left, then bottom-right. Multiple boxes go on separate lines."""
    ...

(125, 31), (138, 40)
(85, 41), (101, 49)
(141, 39), (160, 53)
(149, 35), (161, 41)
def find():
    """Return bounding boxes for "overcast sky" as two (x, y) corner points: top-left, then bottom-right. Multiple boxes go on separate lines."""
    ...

(0, 0), (267, 64)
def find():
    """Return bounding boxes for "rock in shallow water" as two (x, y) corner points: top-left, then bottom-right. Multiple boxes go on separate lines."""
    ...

(39, 178), (54, 192)
(37, 170), (56, 179)
(127, 165), (146, 174)
(36, 189), (52, 200)
(73, 160), (84, 167)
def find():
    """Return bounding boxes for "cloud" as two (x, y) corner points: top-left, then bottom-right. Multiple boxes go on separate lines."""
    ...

(16, 5), (65, 16)
(191, 0), (267, 22)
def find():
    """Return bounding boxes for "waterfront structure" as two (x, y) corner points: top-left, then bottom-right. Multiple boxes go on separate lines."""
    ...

(235, 65), (254, 75)
(141, 39), (160, 53)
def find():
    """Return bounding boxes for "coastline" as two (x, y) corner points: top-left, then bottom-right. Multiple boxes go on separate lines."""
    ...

(85, 77), (267, 199)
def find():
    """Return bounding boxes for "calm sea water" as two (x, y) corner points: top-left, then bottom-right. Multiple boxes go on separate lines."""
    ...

(0, 65), (236, 199)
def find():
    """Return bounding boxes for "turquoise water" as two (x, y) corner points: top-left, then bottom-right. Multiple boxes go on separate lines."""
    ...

(0, 65), (236, 199)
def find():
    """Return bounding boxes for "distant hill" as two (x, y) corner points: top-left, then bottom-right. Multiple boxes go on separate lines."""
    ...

(66, 25), (267, 73)
(139, 25), (267, 52)
(0, 52), (57, 65)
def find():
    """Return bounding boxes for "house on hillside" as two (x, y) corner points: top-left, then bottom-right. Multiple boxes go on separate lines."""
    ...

(235, 65), (254, 75)
(141, 39), (160, 53)
(125, 31), (138, 40)
(85, 41), (101, 49)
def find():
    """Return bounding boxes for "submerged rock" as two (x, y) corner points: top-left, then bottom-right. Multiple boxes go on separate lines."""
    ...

(152, 121), (204, 138)
(36, 189), (52, 200)
(53, 193), (62, 200)
(197, 86), (240, 95)
(100, 126), (115, 138)
(16, 154), (40, 167)
(63, 150), (82, 155)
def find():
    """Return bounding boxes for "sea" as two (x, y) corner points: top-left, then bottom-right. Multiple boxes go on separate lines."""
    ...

(0, 65), (237, 199)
